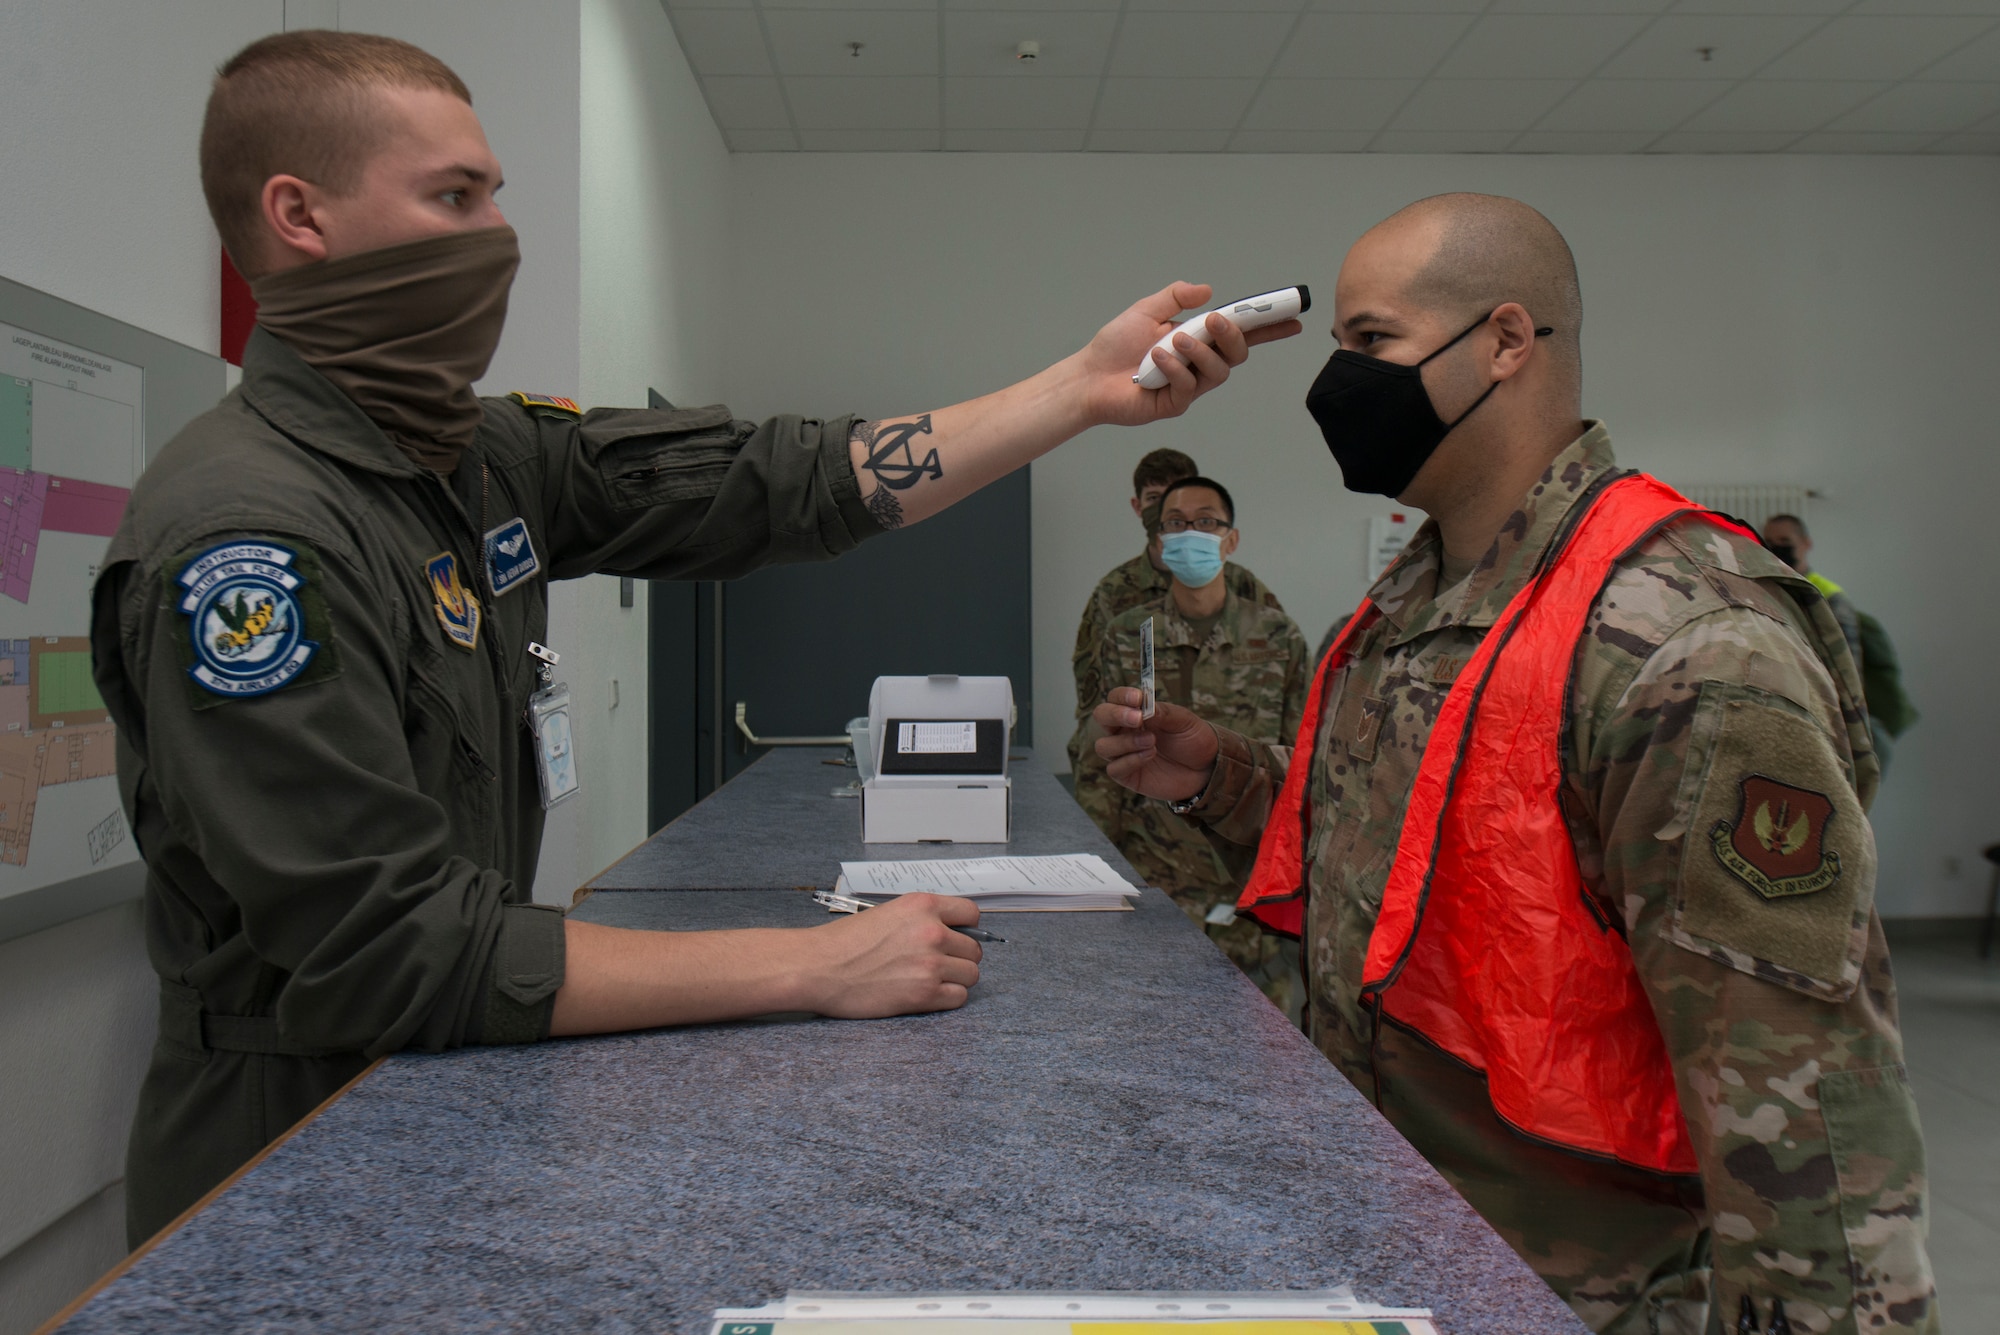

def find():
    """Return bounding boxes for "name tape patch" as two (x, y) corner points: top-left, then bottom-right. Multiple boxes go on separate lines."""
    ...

(483, 517), (541, 598)
(177, 542), (321, 698)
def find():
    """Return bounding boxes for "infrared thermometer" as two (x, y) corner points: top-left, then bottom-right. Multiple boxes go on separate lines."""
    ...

(1132, 285), (1311, 389)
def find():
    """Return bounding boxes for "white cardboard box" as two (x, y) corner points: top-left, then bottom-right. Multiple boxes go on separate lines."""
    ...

(861, 675), (1013, 845)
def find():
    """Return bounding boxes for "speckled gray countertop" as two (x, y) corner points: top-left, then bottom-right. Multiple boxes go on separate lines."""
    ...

(588, 748), (1138, 890)
(56, 754), (1584, 1334)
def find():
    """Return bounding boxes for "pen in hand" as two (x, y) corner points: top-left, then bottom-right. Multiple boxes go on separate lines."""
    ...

(812, 889), (1005, 943)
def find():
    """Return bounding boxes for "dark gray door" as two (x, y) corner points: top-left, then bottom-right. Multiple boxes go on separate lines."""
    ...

(648, 400), (1032, 830)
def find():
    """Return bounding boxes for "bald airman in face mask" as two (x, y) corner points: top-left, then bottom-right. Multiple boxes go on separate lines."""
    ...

(1094, 194), (1936, 1335)
(93, 29), (1299, 1243)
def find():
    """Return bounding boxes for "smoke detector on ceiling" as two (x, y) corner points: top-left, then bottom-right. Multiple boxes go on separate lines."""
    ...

(1016, 41), (1040, 62)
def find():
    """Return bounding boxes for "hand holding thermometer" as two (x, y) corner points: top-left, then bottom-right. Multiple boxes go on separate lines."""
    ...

(1132, 285), (1311, 389)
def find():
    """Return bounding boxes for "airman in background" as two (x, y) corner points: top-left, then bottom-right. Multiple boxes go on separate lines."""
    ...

(1075, 476), (1308, 1022)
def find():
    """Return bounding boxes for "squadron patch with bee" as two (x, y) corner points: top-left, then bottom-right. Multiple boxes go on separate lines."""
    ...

(172, 541), (341, 707)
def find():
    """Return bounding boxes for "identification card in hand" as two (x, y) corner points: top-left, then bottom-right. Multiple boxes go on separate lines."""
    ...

(527, 682), (580, 808)
(1140, 616), (1157, 719)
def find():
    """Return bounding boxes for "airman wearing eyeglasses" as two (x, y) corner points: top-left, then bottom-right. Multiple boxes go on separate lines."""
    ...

(1073, 476), (1310, 1023)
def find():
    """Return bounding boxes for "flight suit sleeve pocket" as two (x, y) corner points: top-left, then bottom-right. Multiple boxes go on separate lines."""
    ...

(579, 404), (750, 510)
(480, 902), (567, 1044)
(1664, 679), (1874, 1002)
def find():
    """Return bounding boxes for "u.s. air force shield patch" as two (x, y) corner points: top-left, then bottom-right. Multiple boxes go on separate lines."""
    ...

(174, 541), (340, 706)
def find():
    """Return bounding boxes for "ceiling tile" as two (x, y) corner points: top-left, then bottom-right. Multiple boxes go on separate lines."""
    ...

(1830, 81), (2000, 132)
(1368, 130), (1520, 152)
(943, 11), (1118, 77)
(1924, 130), (2000, 150)
(1386, 79), (1575, 132)
(764, 10), (938, 77)
(946, 77), (1100, 128)
(1759, 16), (1995, 80)
(944, 128), (1090, 150)
(1665, 0), (1845, 14)
(724, 129), (798, 151)
(1125, 0), (1306, 10)
(762, 0), (932, 9)
(1509, 130), (1659, 151)
(1789, 131), (1944, 152)
(1682, 79), (1887, 132)
(1094, 77), (1261, 129)
(1849, 0), (2000, 13)
(1646, 129), (1799, 150)
(1487, 0), (1668, 11)
(1535, 79), (1723, 131)
(1598, 15), (1824, 80)
(796, 129), (942, 150)
(1109, 12), (1301, 77)
(1308, 0), (1482, 11)
(1434, 14), (1652, 80)
(668, 10), (772, 77)
(1241, 79), (1417, 131)
(1228, 129), (1375, 150)
(943, 0), (1118, 9)
(786, 76), (941, 129)
(701, 77), (792, 129)
(1916, 25), (2000, 80)
(1087, 129), (1234, 150)
(1275, 13), (1477, 79)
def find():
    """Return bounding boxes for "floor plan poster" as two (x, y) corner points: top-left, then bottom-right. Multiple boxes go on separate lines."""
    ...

(0, 321), (141, 898)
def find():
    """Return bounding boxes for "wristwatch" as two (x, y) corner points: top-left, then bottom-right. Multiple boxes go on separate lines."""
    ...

(1165, 785), (1209, 817)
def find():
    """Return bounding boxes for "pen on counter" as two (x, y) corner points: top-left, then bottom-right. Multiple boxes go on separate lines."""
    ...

(812, 888), (1005, 943)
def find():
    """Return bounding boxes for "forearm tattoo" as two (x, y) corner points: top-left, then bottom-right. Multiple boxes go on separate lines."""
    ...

(852, 415), (942, 531)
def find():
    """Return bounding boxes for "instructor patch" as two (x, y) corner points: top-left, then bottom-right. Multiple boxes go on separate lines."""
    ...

(174, 542), (338, 705)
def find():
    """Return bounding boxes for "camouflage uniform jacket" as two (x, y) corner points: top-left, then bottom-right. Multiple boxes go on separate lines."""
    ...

(1066, 552), (1281, 771)
(1190, 424), (1936, 1335)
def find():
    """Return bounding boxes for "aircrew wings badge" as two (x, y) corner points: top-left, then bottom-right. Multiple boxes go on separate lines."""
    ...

(482, 517), (540, 598)
(1710, 774), (1841, 899)
(426, 551), (482, 652)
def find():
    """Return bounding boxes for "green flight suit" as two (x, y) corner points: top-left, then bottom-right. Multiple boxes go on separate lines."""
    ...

(91, 328), (881, 1243)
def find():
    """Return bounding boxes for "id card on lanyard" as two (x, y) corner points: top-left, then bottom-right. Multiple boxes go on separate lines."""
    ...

(526, 641), (580, 809)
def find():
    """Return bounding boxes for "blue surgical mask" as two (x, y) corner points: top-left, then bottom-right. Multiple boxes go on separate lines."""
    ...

(1160, 530), (1225, 588)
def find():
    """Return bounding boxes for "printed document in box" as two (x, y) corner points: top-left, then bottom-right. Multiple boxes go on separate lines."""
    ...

(836, 853), (1140, 912)
(714, 1290), (1435, 1335)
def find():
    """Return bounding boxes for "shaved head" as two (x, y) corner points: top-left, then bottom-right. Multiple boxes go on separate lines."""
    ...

(1380, 192), (1583, 400)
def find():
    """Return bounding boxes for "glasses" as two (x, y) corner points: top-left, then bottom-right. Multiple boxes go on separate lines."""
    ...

(1160, 516), (1231, 534)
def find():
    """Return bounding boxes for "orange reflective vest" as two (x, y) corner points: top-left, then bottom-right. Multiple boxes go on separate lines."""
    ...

(1237, 472), (1750, 1175)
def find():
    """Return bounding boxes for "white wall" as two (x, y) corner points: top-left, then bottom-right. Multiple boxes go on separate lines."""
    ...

(571, 0), (733, 893)
(0, 5), (282, 1329)
(723, 151), (2000, 920)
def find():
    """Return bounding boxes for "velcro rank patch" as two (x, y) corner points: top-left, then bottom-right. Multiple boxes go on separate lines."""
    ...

(169, 540), (342, 709)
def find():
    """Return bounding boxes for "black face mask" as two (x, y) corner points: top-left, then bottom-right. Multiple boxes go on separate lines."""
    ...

(1765, 541), (1799, 569)
(1304, 310), (1551, 498)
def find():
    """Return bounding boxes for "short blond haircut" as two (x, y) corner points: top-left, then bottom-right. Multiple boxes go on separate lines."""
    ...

(200, 30), (471, 275)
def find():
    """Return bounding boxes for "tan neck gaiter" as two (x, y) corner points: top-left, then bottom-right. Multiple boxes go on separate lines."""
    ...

(251, 225), (521, 474)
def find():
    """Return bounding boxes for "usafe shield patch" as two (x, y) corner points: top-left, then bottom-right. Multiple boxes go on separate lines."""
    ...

(1710, 773), (1841, 899)
(426, 550), (482, 652)
(174, 541), (339, 706)
(482, 517), (541, 598)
